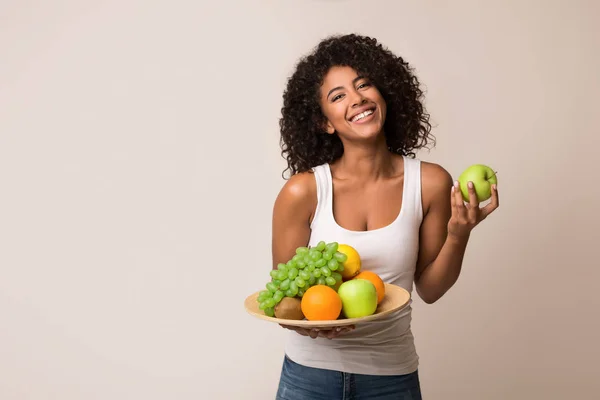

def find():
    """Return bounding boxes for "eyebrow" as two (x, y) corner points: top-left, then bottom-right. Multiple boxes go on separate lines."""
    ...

(326, 75), (365, 99)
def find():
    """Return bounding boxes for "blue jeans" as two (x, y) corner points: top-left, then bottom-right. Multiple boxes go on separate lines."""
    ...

(276, 355), (422, 400)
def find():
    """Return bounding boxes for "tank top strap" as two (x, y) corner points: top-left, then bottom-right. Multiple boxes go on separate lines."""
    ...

(401, 156), (423, 221)
(309, 164), (333, 230)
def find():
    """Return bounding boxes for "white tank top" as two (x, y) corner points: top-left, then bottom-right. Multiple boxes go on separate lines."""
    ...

(283, 155), (423, 376)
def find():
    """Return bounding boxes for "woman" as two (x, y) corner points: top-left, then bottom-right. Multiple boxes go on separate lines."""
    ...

(271, 34), (499, 399)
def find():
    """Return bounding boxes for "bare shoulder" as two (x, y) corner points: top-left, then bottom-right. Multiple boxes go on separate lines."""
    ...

(420, 161), (453, 212)
(271, 171), (318, 266)
(421, 161), (453, 186)
(276, 171), (316, 204)
(273, 171), (317, 221)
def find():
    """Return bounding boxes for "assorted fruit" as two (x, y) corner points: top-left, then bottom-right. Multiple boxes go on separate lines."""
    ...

(256, 241), (386, 321)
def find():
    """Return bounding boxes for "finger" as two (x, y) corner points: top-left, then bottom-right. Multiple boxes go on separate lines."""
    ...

(467, 181), (479, 209)
(280, 325), (306, 335)
(466, 181), (480, 222)
(309, 329), (320, 339)
(330, 326), (354, 338)
(323, 330), (337, 340)
(481, 184), (499, 219)
(453, 181), (466, 218)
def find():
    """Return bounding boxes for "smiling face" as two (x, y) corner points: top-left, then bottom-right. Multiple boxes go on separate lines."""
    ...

(319, 66), (387, 143)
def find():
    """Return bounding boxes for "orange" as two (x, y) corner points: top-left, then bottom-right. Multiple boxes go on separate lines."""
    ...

(300, 285), (342, 321)
(336, 244), (361, 280)
(353, 271), (385, 304)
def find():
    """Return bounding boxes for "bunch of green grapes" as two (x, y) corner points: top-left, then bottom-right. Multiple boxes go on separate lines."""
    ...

(257, 241), (348, 317)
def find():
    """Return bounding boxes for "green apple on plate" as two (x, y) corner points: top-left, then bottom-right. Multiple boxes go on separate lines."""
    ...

(457, 164), (498, 202)
(337, 279), (378, 319)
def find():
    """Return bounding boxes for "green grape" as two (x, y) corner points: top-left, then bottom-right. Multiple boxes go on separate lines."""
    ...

(316, 241), (327, 251)
(271, 279), (281, 287)
(299, 270), (311, 280)
(315, 258), (327, 268)
(265, 298), (276, 308)
(307, 264), (315, 272)
(270, 270), (279, 279)
(317, 277), (327, 285)
(308, 275), (316, 285)
(288, 267), (299, 280)
(297, 288), (305, 297)
(295, 277), (306, 288)
(327, 259), (339, 271)
(273, 290), (284, 303)
(313, 268), (321, 278)
(280, 278), (291, 291)
(258, 290), (271, 302)
(285, 281), (299, 296)
(264, 307), (275, 317)
(331, 272), (342, 283)
(309, 250), (322, 261)
(276, 270), (287, 280)
(323, 252), (333, 261)
(259, 301), (268, 310)
(320, 266), (332, 277)
(286, 259), (297, 269)
(334, 251), (348, 263)
(296, 246), (309, 255)
(292, 254), (302, 263)
(266, 282), (277, 293)
(296, 259), (306, 269)
(277, 263), (287, 270)
(325, 276), (336, 286)
(326, 242), (339, 253)
(303, 255), (311, 264)
(337, 264), (345, 273)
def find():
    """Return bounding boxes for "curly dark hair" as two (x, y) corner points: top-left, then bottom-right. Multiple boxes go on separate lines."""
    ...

(278, 33), (435, 178)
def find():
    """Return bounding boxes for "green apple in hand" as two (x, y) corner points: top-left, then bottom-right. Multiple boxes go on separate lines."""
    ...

(337, 279), (378, 319)
(457, 164), (498, 202)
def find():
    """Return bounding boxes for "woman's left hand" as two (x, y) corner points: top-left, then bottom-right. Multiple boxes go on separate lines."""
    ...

(448, 180), (499, 240)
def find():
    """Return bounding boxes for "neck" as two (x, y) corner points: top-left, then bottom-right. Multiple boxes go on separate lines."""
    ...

(334, 135), (398, 180)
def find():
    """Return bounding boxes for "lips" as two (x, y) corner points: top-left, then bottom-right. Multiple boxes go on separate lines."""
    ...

(348, 106), (376, 123)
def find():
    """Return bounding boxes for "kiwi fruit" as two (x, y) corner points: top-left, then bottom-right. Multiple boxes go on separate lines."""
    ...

(274, 297), (305, 320)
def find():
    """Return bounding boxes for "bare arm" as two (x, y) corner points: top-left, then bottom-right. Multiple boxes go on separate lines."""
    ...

(271, 172), (316, 269)
(414, 163), (499, 304)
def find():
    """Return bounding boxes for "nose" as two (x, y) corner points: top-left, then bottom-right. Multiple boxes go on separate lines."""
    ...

(350, 89), (367, 107)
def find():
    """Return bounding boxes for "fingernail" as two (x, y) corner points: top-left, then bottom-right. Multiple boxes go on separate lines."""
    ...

(468, 181), (473, 188)
(336, 327), (341, 332)
(451, 186), (455, 192)
(493, 184), (497, 190)
(454, 180), (459, 187)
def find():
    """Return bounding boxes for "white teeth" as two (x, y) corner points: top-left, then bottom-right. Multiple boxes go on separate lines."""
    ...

(351, 109), (374, 122)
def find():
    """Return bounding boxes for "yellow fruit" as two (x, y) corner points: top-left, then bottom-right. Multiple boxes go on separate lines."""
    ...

(337, 244), (361, 280)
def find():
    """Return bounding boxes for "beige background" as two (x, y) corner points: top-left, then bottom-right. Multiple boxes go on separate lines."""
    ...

(1, 1), (599, 399)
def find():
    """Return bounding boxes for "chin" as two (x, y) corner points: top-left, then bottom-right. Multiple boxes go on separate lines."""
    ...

(355, 124), (385, 140)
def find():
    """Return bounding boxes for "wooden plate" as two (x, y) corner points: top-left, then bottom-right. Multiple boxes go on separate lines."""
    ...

(244, 283), (411, 329)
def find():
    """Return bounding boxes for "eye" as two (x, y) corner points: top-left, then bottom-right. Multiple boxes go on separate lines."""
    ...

(357, 82), (371, 90)
(331, 93), (344, 102)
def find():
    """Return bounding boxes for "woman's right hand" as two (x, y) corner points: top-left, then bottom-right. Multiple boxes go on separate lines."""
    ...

(280, 324), (355, 339)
